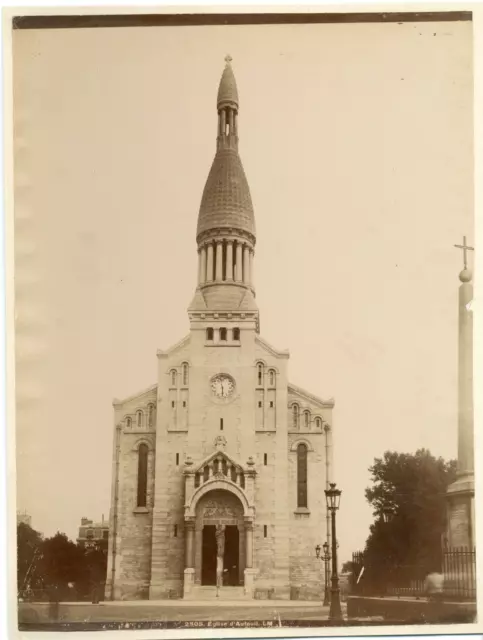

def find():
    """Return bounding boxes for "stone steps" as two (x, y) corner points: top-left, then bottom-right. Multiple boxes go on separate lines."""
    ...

(184, 586), (250, 601)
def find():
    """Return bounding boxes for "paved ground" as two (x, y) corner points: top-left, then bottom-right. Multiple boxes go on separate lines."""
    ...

(18, 600), (344, 626)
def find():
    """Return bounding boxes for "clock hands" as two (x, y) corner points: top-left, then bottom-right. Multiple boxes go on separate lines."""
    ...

(212, 375), (234, 398)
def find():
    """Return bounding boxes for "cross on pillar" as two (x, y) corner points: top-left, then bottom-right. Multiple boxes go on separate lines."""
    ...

(225, 54), (233, 64)
(454, 236), (474, 270)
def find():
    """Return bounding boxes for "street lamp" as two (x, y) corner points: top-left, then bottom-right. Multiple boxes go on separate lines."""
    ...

(322, 541), (331, 606)
(325, 482), (343, 622)
(315, 543), (332, 606)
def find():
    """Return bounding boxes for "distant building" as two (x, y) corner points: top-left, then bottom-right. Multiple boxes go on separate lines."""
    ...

(17, 510), (32, 527)
(77, 516), (109, 549)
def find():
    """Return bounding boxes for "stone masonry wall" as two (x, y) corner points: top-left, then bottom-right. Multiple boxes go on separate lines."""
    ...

(106, 387), (157, 600)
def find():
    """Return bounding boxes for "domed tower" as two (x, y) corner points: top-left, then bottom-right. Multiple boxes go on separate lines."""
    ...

(189, 56), (259, 333)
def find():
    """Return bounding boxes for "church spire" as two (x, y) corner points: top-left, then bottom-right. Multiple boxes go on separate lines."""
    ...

(190, 58), (259, 329)
(216, 55), (239, 151)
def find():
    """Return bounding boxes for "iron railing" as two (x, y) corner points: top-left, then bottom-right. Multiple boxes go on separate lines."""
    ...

(350, 548), (476, 602)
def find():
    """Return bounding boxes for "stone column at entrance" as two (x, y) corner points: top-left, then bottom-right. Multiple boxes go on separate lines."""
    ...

(183, 519), (196, 597)
(244, 519), (256, 597)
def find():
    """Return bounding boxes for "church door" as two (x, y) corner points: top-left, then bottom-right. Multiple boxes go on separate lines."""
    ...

(201, 524), (240, 586)
(201, 525), (217, 585)
(224, 525), (240, 586)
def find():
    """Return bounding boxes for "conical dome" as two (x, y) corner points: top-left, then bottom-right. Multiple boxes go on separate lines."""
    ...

(197, 148), (255, 239)
(217, 60), (239, 109)
(196, 58), (255, 242)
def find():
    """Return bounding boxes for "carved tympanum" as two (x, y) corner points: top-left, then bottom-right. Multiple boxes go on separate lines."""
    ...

(203, 499), (236, 518)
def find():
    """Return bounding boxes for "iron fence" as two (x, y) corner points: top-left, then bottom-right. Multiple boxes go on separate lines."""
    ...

(350, 547), (476, 602)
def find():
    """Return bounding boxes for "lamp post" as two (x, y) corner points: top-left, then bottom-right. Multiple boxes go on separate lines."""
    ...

(315, 542), (332, 606)
(325, 482), (343, 622)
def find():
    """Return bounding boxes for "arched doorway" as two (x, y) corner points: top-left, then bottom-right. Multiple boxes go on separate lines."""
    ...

(194, 490), (245, 586)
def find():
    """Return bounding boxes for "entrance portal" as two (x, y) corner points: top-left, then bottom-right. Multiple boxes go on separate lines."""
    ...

(201, 525), (216, 585)
(201, 525), (240, 586)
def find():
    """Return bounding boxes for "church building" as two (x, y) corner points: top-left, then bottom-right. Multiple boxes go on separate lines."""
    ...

(105, 58), (335, 601)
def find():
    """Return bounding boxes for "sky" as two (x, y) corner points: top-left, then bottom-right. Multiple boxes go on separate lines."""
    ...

(13, 19), (473, 567)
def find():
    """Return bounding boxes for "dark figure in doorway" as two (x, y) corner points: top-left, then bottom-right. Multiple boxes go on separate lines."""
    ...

(215, 524), (225, 594)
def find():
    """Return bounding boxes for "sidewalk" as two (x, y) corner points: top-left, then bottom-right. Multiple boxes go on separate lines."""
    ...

(23, 598), (334, 608)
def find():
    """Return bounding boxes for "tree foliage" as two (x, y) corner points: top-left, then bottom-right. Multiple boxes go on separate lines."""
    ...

(17, 523), (43, 593)
(363, 449), (456, 581)
(17, 525), (108, 601)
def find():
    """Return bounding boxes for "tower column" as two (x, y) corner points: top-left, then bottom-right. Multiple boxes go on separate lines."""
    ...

(220, 109), (226, 135)
(243, 245), (250, 284)
(226, 241), (234, 281)
(249, 250), (254, 286)
(457, 273), (474, 473)
(215, 241), (223, 281)
(446, 236), (475, 557)
(245, 522), (253, 568)
(200, 246), (207, 284)
(235, 243), (243, 282)
(206, 243), (214, 282)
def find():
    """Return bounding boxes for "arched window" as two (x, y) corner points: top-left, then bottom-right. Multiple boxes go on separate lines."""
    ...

(297, 443), (308, 508)
(137, 443), (149, 508)
(233, 328), (240, 341)
(182, 363), (189, 386)
(292, 404), (299, 429)
(304, 411), (310, 429)
(269, 370), (275, 387)
(206, 328), (214, 340)
(148, 404), (155, 428)
(170, 370), (177, 387)
(315, 417), (322, 430)
(220, 328), (227, 341)
(257, 363), (263, 386)
(136, 410), (143, 428)
(126, 417), (132, 429)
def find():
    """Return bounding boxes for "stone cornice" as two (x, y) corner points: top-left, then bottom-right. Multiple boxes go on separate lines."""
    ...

(188, 310), (258, 321)
(255, 335), (290, 359)
(157, 334), (190, 358)
(288, 382), (335, 408)
(186, 449), (255, 475)
(197, 227), (256, 247)
(113, 384), (157, 407)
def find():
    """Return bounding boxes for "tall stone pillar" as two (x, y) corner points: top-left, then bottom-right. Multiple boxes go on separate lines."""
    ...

(245, 522), (253, 568)
(183, 519), (196, 597)
(226, 241), (234, 280)
(445, 243), (475, 598)
(215, 242), (223, 281)
(446, 265), (474, 548)
(206, 244), (214, 282)
(244, 519), (256, 598)
(200, 247), (207, 284)
(243, 245), (250, 283)
(235, 243), (243, 282)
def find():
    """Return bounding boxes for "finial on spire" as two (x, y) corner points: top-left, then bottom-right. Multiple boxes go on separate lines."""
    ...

(454, 235), (474, 282)
(225, 54), (233, 65)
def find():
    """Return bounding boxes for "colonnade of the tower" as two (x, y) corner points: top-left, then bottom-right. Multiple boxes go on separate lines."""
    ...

(218, 108), (237, 137)
(197, 239), (254, 286)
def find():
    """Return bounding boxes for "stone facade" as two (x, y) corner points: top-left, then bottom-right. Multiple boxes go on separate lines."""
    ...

(105, 59), (334, 602)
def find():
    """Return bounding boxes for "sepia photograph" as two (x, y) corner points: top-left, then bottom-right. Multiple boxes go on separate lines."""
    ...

(9, 7), (478, 636)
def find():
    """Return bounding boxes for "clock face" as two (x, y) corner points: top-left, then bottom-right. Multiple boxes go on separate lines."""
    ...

(211, 374), (235, 400)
